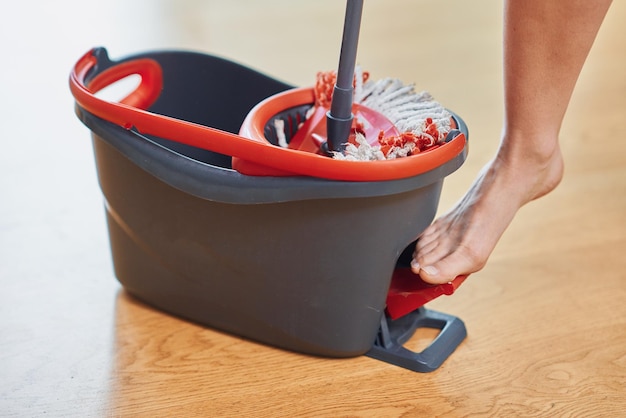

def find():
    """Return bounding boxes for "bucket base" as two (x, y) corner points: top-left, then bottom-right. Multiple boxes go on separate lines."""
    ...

(367, 308), (467, 373)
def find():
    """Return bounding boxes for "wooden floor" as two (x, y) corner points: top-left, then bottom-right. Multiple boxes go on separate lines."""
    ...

(2, 1), (625, 416)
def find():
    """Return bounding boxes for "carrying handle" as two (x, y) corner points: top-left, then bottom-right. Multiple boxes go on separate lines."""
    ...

(69, 48), (318, 175)
(71, 48), (164, 127)
(70, 48), (468, 181)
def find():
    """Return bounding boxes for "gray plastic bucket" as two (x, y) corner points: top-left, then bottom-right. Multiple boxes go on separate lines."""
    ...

(73, 48), (468, 368)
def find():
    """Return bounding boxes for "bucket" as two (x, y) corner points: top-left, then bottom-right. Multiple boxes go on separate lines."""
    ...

(71, 48), (469, 372)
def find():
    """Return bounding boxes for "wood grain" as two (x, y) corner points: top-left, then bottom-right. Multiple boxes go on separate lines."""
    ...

(1, 1), (625, 416)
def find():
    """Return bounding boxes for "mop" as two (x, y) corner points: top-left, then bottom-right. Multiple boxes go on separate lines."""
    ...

(270, 0), (455, 163)
(313, 67), (453, 161)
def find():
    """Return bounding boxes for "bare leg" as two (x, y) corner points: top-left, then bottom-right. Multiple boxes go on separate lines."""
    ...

(412, 0), (612, 284)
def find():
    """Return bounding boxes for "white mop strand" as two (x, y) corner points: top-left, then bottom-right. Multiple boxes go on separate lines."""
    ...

(332, 73), (453, 161)
(355, 76), (452, 136)
(274, 118), (289, 148)
(332, 132), (419, 161)
(333, 133), (386, 161)
(271, 68), (453, 161)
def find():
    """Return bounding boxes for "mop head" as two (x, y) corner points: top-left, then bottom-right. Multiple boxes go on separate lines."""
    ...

(313, 68), (452, 161)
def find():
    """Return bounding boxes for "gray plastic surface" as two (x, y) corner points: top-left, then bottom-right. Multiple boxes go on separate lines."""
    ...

(367, 308), (467, 372)
(327, 0), (363, 152)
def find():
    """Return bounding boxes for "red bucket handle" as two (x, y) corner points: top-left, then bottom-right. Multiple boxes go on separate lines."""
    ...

(70, 49), (163, 127)
(69, 48), (467, 181)
(69, 48), (284, 165)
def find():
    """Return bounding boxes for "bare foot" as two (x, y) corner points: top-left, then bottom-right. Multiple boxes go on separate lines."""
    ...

(411, 136), (565, 284)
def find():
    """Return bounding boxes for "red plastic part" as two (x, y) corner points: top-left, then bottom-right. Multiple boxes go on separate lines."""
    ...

(285, 102), (400, 153)
(70, 48), (467, 182)
(70, 50), (164, 124)
(385, 268), (468, 320)
(236, 88), (466, 180)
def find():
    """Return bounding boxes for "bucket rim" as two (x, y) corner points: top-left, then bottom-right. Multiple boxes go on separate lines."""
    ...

(77, 106), (468, 204)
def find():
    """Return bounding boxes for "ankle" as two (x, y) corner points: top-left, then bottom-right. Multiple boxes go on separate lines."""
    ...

(500, 129), (561, 165)
(495, 131), (564, 202)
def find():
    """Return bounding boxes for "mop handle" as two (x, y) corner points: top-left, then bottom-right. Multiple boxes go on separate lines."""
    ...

(327, 0), (364, 152)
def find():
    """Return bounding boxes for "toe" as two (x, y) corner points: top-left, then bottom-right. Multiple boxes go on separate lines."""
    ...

(417, 249), (479, 284)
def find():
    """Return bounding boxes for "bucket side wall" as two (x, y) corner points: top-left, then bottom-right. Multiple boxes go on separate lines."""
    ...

(93, 133), (442, 357)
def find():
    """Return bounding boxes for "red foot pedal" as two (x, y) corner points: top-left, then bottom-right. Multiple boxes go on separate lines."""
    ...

(386, 268), (467, 320)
